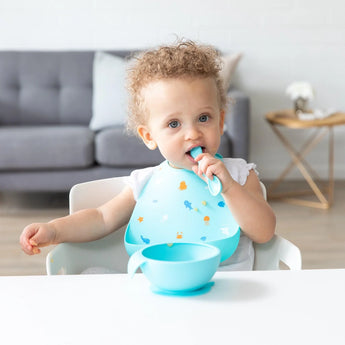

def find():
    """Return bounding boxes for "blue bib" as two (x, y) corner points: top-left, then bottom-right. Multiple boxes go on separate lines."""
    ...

(125, 161), (240, 261)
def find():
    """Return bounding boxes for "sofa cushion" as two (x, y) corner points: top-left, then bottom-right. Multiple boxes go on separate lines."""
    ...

(90, 52), (128, 131)
(0, 52), (94, 126)
(220, 52), (242, 91)
(95, 127), (164, 167)
(219, 135), (233, 158)
(0, 126), (94, 170)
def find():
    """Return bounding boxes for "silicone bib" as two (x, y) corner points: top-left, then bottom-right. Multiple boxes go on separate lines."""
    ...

(125, 161), (240, 262)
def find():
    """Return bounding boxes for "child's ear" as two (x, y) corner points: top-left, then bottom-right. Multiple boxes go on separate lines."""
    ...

(137, 125), (157, 150)
(219, 110), (225, 135)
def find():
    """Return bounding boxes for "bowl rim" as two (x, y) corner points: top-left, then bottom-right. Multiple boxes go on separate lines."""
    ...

(140, 242), (221, 265)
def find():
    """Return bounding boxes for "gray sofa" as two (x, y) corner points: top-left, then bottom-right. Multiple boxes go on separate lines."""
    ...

(0, 51), (249, 192)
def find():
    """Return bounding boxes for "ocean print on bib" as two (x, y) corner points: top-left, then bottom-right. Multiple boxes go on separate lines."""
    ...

(125, 161), (240, 261)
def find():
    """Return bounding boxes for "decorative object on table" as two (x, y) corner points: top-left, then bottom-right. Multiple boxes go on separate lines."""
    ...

(297, 108), (336, 121)
(128, 242), (220, 295)
(286, 81), (314, 114)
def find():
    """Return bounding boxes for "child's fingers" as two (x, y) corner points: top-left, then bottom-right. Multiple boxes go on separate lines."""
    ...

(22, 242), (40, 256)
(29, 239), (41, 254)
(29, 239), (38, 247)
(30, 234), (51, 248)
(20, 241), (35, 255)
(192, 165), (198, 175)
(32, 247), (41, 255)
(192, 164), (206, 182)
(20, 224), (44, 255)
(19, 231), (33, 255)
(28, 226), (48, 247)
(198, 156), (217, 176)
(205, 168), (214, 180)
(198, 156), (228, 182)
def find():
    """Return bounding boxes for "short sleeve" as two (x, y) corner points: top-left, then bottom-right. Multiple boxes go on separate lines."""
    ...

(223, 158), (258, 186)
(124, 166), (157, 201)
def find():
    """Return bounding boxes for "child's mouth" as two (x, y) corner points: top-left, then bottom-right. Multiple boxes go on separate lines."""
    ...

(186, 147), (205, 161)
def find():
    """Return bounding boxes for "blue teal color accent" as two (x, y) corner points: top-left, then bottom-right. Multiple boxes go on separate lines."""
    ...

(125, 160), (240, 262)
(128, 243), (220, 293)
(140, 235), (150, 244)
(184, 200), (192, 210)
(190, 147), (222, 196)
(218, 201), (225, 207)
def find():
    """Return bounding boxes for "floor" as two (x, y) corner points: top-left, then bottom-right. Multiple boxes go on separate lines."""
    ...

(1, 180), (344, 276)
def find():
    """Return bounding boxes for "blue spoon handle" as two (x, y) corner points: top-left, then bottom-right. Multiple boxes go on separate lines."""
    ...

(190, 147), (222, 196)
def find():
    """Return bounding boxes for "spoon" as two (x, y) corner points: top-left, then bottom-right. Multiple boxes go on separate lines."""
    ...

(190, 146), (222, 196)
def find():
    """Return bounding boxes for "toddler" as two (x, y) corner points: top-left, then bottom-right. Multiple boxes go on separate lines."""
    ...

(20, 40), (276, 270)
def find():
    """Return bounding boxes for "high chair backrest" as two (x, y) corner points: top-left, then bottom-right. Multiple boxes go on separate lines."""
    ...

(46, 178), (302, 274)
(46, 177), (130, 275)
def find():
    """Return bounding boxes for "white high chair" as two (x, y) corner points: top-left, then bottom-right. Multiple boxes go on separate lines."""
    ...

(46, 177), (302, 275)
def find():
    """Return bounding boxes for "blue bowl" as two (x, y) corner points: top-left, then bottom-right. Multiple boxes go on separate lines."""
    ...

(128, 242), (221, 292)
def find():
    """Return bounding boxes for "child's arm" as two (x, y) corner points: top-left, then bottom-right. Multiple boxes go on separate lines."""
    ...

(20, 186), (136, 255)
(193, 154), (276, 243)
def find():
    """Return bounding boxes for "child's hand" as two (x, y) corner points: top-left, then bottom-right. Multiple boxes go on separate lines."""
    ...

(19, 223), (56, 255)
(192, 153), (235, 194)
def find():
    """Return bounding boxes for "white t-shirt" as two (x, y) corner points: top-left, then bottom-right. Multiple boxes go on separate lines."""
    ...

(125, 158), (258, 271)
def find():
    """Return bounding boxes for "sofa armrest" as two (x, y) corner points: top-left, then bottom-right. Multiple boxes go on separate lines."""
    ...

(224, 88), (250, 161)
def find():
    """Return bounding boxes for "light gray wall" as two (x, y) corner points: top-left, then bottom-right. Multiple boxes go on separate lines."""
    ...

(1, 0), (344, 179)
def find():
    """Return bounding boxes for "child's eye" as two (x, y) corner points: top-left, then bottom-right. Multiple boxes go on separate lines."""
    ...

(168, 120), (180, 128)
(199, 114), (209, 123)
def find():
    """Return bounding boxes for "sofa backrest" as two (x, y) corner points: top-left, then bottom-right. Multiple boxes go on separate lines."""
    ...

(0, 51), (131, 126)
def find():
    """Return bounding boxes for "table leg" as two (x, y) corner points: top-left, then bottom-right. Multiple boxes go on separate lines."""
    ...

(328, 127), (334, 206)
(267, 124), (334, 209)
(268, 127), (327, 193)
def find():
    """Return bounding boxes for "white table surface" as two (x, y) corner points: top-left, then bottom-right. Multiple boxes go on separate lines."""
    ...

(1, 269), (344, 345)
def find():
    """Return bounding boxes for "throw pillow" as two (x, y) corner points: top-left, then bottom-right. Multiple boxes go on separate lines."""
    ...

(220, 52), (242, 91)
(90, 51), (128, 131)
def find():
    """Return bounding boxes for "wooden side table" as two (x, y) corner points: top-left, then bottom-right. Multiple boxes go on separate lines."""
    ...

(265, 110), (345, 209)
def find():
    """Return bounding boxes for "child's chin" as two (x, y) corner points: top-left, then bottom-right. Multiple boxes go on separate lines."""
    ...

(182, 163), (196, 171)
(168, 161), (193, 170)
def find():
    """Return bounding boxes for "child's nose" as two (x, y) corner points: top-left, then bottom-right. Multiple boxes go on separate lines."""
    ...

(184, 125), (201, 140)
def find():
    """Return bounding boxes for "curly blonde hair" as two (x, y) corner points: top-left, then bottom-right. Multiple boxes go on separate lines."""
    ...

(126, 40), (227, 135)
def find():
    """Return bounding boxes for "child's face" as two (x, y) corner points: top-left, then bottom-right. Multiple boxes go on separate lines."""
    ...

(137, 77), (225, 170)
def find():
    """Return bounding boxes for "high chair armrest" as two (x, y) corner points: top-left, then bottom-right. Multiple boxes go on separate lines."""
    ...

(46, 227), (128, 275)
